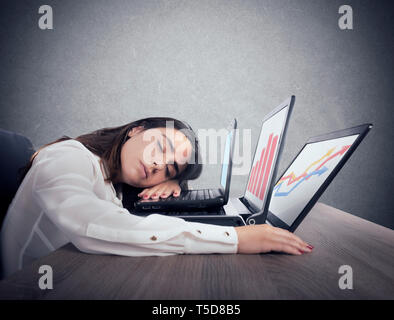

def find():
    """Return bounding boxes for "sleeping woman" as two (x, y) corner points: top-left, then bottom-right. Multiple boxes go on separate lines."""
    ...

(0, 117), (312, 278)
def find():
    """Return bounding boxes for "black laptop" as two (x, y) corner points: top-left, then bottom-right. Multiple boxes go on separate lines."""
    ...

(264, 123), (372, 232)
(134, 118), (237, 212)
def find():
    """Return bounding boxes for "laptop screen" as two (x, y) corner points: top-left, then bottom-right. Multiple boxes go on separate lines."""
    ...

(220, 130), (233, 190)
(244, 105), (289, 210)
(268, 133), (359, 227)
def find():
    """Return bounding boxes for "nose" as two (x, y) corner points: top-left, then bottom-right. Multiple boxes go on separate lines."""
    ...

(154, 161), (165, 168)
(151, 161), (166, 174)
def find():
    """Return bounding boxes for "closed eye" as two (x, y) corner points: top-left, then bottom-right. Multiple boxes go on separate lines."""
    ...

(166, 165), (171, 178)
(158, 137), (179, 178)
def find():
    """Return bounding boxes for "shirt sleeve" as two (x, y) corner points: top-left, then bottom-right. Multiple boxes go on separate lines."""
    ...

(31, 145), (239, 257)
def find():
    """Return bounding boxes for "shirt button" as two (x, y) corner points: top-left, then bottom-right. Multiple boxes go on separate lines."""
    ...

(196, 230), (202, 234)
(150, 236), (157, 241)
(224, 231), (230, 236)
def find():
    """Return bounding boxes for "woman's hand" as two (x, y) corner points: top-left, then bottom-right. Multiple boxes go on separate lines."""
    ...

(235, 224), (313, 255)
(138, 180), (181, 200)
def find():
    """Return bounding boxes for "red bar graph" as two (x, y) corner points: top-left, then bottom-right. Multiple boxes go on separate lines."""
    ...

(254, 134), (272, 196)
(251, 147), (265, 194)
(259, 135), (278, 199)
(247, 133), (279, 200)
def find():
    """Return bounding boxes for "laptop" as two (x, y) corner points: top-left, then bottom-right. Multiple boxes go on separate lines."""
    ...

(134, 118), (237, 212)
(223, 96), (295, 225)
(265, 123), (372, 232)
(132, 96), (296, 227)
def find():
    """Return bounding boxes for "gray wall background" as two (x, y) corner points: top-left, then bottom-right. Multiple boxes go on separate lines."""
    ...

(1, 0), (393, 228)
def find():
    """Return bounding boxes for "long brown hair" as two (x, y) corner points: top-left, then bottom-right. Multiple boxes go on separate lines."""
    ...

(21, 117), (203, 188)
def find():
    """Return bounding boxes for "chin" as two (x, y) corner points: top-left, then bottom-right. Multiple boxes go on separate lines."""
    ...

(130, 176), (151, 188)
(133, 181), (147, 188)
(125, 175), (144, 188)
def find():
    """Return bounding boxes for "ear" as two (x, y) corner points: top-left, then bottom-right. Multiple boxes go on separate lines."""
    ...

(128, 126), (145, 138)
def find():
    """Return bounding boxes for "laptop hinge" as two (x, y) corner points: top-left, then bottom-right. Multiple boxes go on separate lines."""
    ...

(245, 210), (267, 225)
(240, 197), (268, 225)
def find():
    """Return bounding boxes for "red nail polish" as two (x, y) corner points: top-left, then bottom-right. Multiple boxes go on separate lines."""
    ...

(298, 249), (304, 254)
(143, 195), (148, 199)
(307, 245), (314, 250)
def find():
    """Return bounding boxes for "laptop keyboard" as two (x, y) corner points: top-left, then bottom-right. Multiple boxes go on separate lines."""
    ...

(168, 189), (216, 201)
(164, 207), (226, 216)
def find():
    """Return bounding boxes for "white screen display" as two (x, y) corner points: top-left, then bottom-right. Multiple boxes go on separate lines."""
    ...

(244, 106), (288, 209)
(220, 131), (232, 189)
(268, 134), (359, 226)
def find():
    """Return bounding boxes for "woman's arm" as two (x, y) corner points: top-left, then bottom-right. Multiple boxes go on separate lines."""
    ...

(131, 180), (312, 254)
(31, 146), (238, 256)
(31, 144), (312, 257)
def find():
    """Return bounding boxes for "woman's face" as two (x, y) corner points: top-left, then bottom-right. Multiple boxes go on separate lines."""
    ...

(119, 126), (193, 188)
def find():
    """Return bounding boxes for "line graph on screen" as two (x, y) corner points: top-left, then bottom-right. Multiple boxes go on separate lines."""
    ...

(273, 144), (351, 197)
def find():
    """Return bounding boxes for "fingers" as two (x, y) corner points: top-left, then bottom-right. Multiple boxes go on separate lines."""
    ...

(138, 186), (181, 199)
(272, 241), (303, 256)
(274, 236), (311, 255)
(265, 225), (312, 255)
(139, 187), (165, 199)
(138, 188), (154, 199)
(272, 227), (312, 253)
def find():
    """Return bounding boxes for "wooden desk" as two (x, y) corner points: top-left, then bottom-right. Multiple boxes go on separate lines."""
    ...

(0, 203), (393, 300)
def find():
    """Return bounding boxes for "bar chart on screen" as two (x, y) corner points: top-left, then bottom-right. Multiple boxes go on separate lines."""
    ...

(247, 133), (279, 200)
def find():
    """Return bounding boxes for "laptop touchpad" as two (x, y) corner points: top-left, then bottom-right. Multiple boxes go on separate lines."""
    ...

(224, 198), (251, 215)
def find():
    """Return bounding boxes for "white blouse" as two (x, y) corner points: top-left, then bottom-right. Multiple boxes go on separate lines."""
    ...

(0, 140), (238, 278)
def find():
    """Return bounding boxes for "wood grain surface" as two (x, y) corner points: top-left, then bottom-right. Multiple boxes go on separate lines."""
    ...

(0, 203), (393, 300)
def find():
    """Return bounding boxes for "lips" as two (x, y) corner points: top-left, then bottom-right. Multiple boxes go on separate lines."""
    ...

(140, 161), (148, 179)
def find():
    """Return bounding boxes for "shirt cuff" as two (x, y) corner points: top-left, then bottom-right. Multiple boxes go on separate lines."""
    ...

(183, 222), (239, 254)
